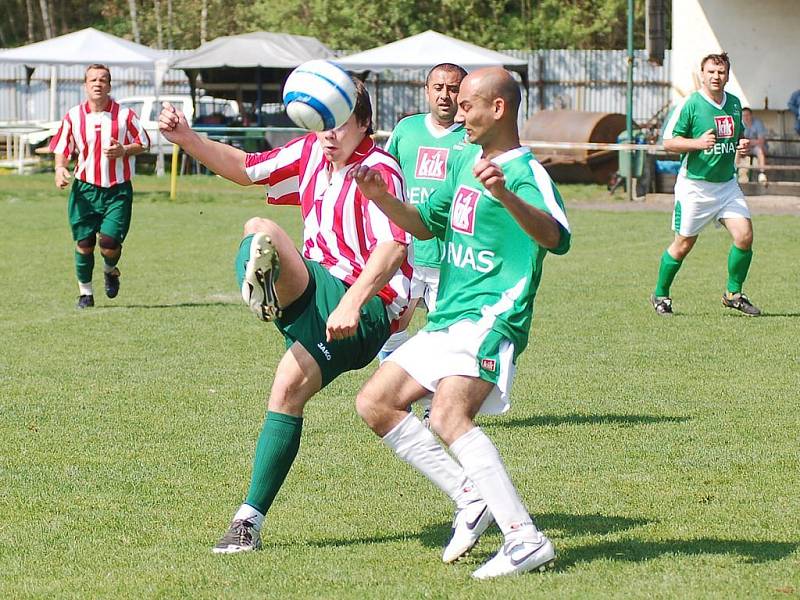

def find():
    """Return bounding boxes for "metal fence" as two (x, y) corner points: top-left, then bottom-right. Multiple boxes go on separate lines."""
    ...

(0, 48), (672, 131)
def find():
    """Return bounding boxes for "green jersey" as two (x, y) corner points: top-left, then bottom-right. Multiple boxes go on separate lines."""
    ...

(417, 144), (571, 359)
(385, 113), (465, 268)
(663, 90), (743, 183)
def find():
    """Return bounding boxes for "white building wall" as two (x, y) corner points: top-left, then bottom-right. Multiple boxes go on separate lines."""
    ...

(671, 0), (800, 109)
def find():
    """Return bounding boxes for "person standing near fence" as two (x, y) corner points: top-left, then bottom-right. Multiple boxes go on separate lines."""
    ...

(651, 52), (760, 317)
(50, 64), (149, 308)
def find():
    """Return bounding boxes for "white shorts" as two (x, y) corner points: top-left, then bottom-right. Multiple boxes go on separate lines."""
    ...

(409, 265), (440, 312)
(673, 176), (751, 237)
(387, 319), (515, 415)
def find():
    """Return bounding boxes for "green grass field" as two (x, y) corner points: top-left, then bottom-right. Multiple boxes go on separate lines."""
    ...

(1, 174), (798, 599)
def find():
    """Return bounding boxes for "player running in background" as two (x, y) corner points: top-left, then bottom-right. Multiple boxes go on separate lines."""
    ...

(50, 64), (149, 308)
(350, 67), (571, 579)
(651, 52), (760, 316)
(378, 63), (467, 358)
(158, 77), (412, 554)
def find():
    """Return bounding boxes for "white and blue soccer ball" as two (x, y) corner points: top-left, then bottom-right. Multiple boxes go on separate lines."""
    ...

(282, 60), (356, 132)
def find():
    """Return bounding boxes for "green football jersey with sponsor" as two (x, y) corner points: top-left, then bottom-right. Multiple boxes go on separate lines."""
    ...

(386, 113), (465, 267)
(416, 144), (571, 360)
(663, 90), (743, 183)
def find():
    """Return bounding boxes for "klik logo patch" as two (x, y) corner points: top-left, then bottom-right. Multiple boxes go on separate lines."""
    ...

(451, 185), (480, 235)
(714, 115), (735, 139)
(480, 358), (497, 372)
(415, 147), (448, 180)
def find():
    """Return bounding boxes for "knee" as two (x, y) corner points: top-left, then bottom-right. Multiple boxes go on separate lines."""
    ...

(243, 217), (277, 236)
(735, 231), (753, 250)
(355, 385), (387, 431)
(98, 234), (120, 251)
(671, 238), (694, 260)
(428, 404), (465, 444)
(76, 235), (95, 253)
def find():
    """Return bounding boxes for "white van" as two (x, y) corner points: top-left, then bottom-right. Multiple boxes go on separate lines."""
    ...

(117, 95), (240, 153)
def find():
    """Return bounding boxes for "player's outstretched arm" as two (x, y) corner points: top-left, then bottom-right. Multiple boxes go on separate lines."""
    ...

(158, 101), (251, 185)
(474, 159), (562, 249)
(348, 165), (434, 240)
(325, 240), (407, 341)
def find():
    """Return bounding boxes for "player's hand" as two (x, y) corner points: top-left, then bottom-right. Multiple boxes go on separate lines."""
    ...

(698, 128), (716, 150)
(348, 164), (388, 199)
(473, 158), (507, 197)
(103, 138), (125, 159)
(325, 300), (360, 342)
(158, 101), (192, 144)
(54, 166), (71, 189)
(736, 138), (751, 156)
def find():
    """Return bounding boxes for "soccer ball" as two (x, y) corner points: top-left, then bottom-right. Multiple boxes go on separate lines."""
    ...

(282, 60), (357, 132)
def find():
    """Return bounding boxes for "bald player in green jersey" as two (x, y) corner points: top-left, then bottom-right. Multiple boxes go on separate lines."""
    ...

(652, 52), (760, 316)
(350, 67), (570, 579)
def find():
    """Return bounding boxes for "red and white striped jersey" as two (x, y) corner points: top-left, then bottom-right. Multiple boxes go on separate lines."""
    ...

(49, 99), (149, 188)
(244, 133), (412, 320)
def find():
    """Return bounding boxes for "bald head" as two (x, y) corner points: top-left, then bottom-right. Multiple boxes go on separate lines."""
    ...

(463, 67), (521, 117)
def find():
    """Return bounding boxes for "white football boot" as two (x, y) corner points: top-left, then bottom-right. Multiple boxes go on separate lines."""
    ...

(242, 232), (281, 321)
(442, 499), (494, 563)
(472, 532), (556, 579)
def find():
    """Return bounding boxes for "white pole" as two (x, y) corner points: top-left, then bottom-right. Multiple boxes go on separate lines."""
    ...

(49, 65), (58, 122)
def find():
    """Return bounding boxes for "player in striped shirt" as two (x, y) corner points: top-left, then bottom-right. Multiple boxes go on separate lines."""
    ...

(49, 64), (149, 308)
(158, 76), (412, 554)
(351, 67), (570, 579)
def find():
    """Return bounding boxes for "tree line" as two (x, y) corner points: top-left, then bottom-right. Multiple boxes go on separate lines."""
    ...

(1, 0), (665, 51)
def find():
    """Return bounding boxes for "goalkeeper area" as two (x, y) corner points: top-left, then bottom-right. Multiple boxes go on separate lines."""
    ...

(1, 174), (797, 598)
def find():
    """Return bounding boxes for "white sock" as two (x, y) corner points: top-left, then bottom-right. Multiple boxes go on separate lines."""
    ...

(383, 413), (480, 509)
(379, 329), (410, 361)
(78, 281), (93, 296)
(103, 262), (117, 274)
(233, 503), (265, 530)
(450, 427), (537, 540)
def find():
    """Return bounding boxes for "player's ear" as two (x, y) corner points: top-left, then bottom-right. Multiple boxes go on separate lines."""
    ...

(493, 97), (505, 121)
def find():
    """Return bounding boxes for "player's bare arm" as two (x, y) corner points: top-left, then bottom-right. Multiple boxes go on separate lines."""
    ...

(736, 137), (751, 156)
(473, 159), (561, 249)
(54, 154), (71, 189)
(348, 165), (434, 240)
(325, 240), (407, 342)
(158, 101), (251, 185)
(664, 128), (716, 153)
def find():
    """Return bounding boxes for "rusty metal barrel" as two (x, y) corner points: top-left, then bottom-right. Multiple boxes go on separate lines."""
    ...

(521, 110), (630, 184)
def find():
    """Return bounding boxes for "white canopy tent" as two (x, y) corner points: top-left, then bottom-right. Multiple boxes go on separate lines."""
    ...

(336, 30), (528, 78)
(0, 27), (170, 173)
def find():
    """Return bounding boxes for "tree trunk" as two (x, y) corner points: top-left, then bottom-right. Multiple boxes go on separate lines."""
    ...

(38, 0), (53, 38)
(166, 0), (173, 49)
(128, 0), (141, 44)
(25, 0), (35, 42)
(200, 0), (207, 45)
(153, 0), (163, 49)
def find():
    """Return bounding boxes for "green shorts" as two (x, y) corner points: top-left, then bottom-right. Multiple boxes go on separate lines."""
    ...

(68, 179), (133, 243)
(275, 259), (391, 388)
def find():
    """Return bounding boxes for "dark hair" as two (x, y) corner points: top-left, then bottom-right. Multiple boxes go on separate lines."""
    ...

(85, 63), (111, 82)
(351, 75), (373, 135)
(742, 107), (752, 113)
(425, 63), (468, 87)
(700, 52), (730, 72)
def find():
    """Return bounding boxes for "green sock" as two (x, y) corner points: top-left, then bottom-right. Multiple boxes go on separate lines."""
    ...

(727, 245), (753, 294)
(654, 250), (683, 297)
(244, 411), (303, 515)
(75, 250), (94, 284)
(235, 234), (255, 290)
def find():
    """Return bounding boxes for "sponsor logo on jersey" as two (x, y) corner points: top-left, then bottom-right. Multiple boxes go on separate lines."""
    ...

(451, 185), (480, 235)
(703, 141), (736, 155)
(415, 147), (448, 180)
(714, 115), (735, 139)
(446, 242), (495, 273)
(480, 358), (497, 372)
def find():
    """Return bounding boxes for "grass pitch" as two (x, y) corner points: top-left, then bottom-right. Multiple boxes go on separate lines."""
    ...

(1, 174), (798, 599)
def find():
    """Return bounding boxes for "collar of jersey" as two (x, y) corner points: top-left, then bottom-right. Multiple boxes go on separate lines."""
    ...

(698, 89), (727, 110)
(83, 98), (114, 114)
(424, 113), (463, 138)
(486, 145), (532, 166)
(322, 135), (375, 171)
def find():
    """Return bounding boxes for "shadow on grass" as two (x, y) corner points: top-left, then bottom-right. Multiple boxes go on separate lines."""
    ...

(558, 537), (798, 567)
(482, 413), (689, 429)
